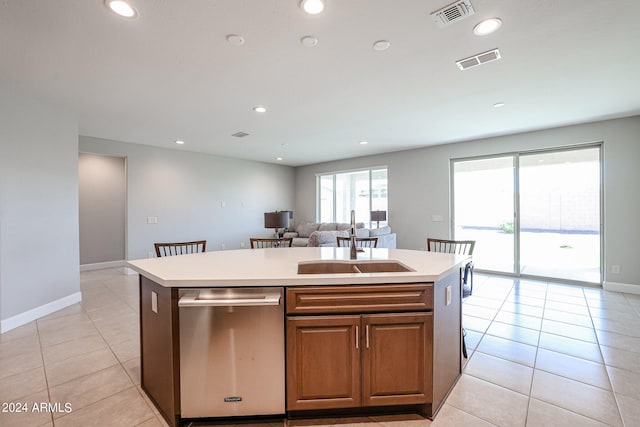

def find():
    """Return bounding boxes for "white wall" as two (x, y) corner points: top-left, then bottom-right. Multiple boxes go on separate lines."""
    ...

(79, 136), (295, 259)
(295, 116), (640, 290)
(0, 84), (80, 331)
(79, 153), (126, 265)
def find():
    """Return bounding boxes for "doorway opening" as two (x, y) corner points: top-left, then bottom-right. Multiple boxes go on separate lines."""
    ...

(79, 153), (126, 269)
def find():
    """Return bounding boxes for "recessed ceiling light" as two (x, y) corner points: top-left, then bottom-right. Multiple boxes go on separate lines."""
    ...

(493, 102), (505, 108)
(105, 0), (138, 18)
(300, 36), (319, 48)
(253, 106), (267, 113)
(226, 34), (245, 46)
(473, 18), (502, 36)
(359, 140), (369, 145)
(373, 40), (391, 51)
(175, 140), (185, 145)
(276, 157), (283, 161)
(300, 0), (325, 15)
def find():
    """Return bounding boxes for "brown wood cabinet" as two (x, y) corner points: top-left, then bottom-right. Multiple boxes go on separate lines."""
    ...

(286, 315), (361, 410)
(362, 313), (433, 407)
(286, 285), (436, 413)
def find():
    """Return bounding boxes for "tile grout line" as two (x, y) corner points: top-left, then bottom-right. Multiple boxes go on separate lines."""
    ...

(34, 318), (55, 426)
(456, 274), (522, 425)
(586, 289), (626, 426)
(521, 278), (548, 427)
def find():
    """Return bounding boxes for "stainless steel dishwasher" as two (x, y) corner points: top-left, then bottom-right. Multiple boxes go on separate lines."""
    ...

(178, 287), (285, 418)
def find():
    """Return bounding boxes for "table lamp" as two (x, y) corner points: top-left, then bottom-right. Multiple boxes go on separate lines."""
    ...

(264, 211), (290, 238)
(370, 210), (387, 228)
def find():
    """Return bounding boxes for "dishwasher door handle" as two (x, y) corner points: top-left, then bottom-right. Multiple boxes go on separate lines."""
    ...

(178, 293), (281, 307)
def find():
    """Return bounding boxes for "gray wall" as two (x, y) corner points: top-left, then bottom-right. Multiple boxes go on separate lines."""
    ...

(0, 84), (80, 324)
(79, 136), (295, 260)
(79, 153), (126, 265)
(295, 116), (640, 288)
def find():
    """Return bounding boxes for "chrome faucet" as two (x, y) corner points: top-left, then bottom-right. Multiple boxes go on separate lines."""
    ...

(350, 210), (357, 260)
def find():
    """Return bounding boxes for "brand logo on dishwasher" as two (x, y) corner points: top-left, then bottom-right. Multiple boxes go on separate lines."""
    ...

(224, 396), (243, 403)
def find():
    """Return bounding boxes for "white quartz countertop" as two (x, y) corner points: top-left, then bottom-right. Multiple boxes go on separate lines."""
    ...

(127, 247), (469, 287)
(126, 247), (469, 287)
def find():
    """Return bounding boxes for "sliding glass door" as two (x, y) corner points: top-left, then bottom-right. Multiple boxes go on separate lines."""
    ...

(452, 156), (515, 273)
(519, 147), (601, 282)
(452, 145), (602, 284)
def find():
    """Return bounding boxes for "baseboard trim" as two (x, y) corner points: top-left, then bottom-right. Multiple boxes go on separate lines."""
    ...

(80, 260), (125, 271)
(0, 292), (82, 334)
(603, 281), (640, 295)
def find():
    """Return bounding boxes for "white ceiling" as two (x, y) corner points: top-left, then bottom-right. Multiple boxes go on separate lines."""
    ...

(2, 0), (640, 166)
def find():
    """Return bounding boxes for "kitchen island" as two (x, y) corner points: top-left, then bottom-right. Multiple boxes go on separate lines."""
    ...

(127, 247), (469, 427)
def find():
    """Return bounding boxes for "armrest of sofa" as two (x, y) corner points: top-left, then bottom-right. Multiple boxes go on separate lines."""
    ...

(375, 233), (396, 249)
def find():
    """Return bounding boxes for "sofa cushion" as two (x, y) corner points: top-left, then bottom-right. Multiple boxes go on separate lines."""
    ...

(296, 222), (320, 238)
(369, 226), (392, 237)
(356, 228), (369, 238)
(318, 223), (337, 231)
(283, 232), (298, 238)
(291, 237), (309, 247)
(308, 230), (349, 247)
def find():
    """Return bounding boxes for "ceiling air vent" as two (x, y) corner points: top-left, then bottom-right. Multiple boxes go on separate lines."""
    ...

(231, 131), (250, 138)
(456, 48), (501, 70)
(431, 0), (475, 27)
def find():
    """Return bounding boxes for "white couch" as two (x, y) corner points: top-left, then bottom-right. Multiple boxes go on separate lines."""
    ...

(285, 222), (397, 248)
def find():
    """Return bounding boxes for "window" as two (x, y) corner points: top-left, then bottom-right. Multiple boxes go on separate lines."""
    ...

(317, 167), (388, 227)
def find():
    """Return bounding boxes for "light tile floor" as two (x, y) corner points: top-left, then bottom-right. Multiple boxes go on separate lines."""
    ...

(1, 269), (639, 426)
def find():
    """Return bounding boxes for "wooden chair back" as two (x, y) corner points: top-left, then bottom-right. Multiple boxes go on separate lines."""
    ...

(426, 238), (475, 255)
(336, 236), (379, 248)
(250, 238), (293, 248)
(154, 240), (207, 257)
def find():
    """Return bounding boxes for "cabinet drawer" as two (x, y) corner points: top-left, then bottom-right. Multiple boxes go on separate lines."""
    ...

(286, 284), (433, 315)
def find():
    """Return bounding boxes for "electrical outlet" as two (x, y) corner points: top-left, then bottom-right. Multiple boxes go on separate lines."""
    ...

(432, 214), (443, 222)
(220, 243), (226, 250)
(240, 242), (245, 248)
(220, 201), (226, 208)
(445, 285), (452, 306)
(612, 265), (621, 274)
(147, 216), (158, 224)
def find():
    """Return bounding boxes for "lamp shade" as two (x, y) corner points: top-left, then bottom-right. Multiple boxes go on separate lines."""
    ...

(370, 210), (387, 222)
(264, 211), (290, 229)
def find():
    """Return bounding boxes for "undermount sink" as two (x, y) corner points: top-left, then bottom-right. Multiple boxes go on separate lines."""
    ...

(297, 260), (414, 274)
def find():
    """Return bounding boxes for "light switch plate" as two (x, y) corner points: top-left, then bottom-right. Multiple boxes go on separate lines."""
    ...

(147, 216), (158, 224)
(151, 291), (158, 314)
(445, 285), (451, 306)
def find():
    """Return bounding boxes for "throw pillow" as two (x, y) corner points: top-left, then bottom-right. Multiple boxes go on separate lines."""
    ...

(296, 222), (320, 238)
(317, 230), (349, 245)
(369, 226), (391, 237)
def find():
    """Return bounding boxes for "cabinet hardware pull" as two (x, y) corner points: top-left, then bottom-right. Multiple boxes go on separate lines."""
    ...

(366, 325), (370, 348)
(355, 326), (359, 349)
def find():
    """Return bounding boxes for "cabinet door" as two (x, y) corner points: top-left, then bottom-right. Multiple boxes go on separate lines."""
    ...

(361, 312), (433, 406)
(286, 315), (361, 411)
